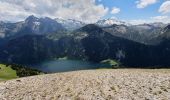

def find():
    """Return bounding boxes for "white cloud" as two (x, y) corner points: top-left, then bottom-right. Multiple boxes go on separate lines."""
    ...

(151, 16), (170, 23)
(110, 7), (120, 14)
(128, 16), (170, 25)
(136, 0), (157, 8)
(0, 0), (109, 23)
(151, 16), (168, 20)
(128, 19), (150, 25)
(159, 1), (170, 14)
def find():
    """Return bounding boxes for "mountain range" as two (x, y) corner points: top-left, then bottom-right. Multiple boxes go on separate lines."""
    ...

(0, 15), (170, 68)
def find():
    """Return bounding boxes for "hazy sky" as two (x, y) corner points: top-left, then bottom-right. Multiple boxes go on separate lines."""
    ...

(0, 0), (170, 24)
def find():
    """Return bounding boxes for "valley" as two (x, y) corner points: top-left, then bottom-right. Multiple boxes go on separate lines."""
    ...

(33, 59), (112, 73)
(1, 0), (170, 99)
(0, 15), (170, 74)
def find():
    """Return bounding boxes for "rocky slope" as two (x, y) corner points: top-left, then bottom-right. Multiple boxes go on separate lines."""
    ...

(0, 69), (170, 100)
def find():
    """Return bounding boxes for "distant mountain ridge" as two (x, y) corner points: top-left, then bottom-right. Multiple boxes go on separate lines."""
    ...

(55, 18), (86, 30)
(0, 15), (65, 39)
(0, 15), (170, 67)
(23, 15), (65, 35)
(96, 18), (131, 27)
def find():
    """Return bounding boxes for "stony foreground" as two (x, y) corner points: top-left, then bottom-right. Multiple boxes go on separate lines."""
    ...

(0, 69), (170, 100)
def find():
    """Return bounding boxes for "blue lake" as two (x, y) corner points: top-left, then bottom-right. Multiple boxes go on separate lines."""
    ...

(32, 60), (112, 73)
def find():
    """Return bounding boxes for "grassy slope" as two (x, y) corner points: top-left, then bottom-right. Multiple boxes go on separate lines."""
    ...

(0, 64), (44, 82)
(0, 64), (18, 81)
(100, 59), (119, 68)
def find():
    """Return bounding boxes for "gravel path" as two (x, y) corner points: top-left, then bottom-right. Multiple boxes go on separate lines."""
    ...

(0, 69), (170, 100)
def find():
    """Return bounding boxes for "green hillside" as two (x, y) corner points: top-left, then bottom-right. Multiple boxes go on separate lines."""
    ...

(0, 64), (44, 82)
(0, 64), (18, 81)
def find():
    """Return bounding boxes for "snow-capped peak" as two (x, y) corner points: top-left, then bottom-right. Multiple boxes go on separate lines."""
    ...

(33, 21), (41, 26)
(149, 22), (167, 28)
(96, 18), (130, 27)
(55, 18), (65, 24)
(55, 18), (86, 30)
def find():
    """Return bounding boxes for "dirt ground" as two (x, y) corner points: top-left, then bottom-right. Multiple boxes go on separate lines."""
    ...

(0, 69), (170, 100)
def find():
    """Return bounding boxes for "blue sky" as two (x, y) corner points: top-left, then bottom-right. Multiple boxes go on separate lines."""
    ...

(95, 0), (170, 24)
(96, 0), (169, 20)
(0, 0), (170, 24)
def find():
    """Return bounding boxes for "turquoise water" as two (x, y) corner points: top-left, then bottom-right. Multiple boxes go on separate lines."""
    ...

(33, 60), (112, 73)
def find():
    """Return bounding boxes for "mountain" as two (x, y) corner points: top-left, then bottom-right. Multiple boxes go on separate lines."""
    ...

(73, 24), (156, 66)
(18, 15), (65, 35)
(151, 24), (170, 66)
(0, 34), (70, 64)
(96, 18), (130, 27)
(55, 18), (86, 30)
(159, 24), (170, 39)
(96, 19), (166, 44)
(149, 22), (167, 28)
(0, 21), (6, 38)
(0, 15), (65, 39)
(148, 24), (170, 44)
(1, 16), (170, 67)
(0, 16), (166, 44)
(0, 32), (86, 64)
(103, 23), (164, 44)
(1, 23), (170, 67)
(0, 24), (151, 67)
(0, 21), (24, 38)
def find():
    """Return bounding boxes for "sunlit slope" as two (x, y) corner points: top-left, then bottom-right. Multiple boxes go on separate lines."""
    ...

(0, 64), (18, 81)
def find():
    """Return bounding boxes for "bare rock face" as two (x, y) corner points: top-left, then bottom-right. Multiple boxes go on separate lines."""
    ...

(0, 69), (170, 100)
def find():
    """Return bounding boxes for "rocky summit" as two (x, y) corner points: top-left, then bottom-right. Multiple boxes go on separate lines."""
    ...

(0, 69), (170, 100)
